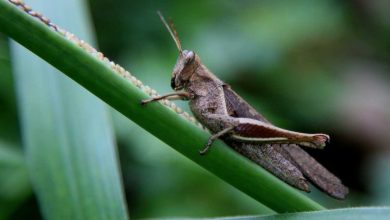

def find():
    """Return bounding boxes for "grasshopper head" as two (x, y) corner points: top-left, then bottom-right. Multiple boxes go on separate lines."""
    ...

(157, 12), (200, 90)
(171, 50), (199, 90)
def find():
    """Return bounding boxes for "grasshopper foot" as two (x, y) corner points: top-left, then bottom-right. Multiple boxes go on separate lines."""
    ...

(140, 98), (154, 106)
(199, 138), (214, 155)
(199, 145), (210, 155)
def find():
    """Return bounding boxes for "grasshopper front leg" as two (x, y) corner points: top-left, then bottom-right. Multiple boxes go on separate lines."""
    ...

(141, 91), (192, 105)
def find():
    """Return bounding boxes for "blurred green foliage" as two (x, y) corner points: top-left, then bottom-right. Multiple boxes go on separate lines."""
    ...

(1, 0), (390, 219)
(8, 0), (130, 218)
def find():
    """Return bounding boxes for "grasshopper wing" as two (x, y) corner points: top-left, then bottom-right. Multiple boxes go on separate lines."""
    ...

(230, 141), (310, 192)
(222, 84), (348, 199)
(282, 144), (348, 199)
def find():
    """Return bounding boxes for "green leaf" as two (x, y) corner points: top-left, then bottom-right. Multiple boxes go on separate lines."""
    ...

(8, 0), (129, 219)
(255, 207), (390, 220)
(152, 207), (390, 220)
(0, 0), (324, 212)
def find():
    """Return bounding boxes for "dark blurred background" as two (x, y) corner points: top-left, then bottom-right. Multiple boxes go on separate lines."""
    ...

(1, 0), (390, 219)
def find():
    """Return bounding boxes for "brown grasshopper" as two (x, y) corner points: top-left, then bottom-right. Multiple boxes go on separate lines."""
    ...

(142, 12), (348, 199)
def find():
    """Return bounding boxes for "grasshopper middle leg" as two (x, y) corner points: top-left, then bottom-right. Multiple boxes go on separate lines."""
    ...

(199, 126), (234, 155)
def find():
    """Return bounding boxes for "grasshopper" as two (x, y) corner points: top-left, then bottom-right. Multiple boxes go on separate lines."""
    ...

(142, 12), (348, 199)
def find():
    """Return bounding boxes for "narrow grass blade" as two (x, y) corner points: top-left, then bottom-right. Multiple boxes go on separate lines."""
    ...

(8, 0), (129, 219)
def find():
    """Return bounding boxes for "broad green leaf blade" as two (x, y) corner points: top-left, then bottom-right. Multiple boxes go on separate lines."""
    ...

(0, 0), (324, 212)
(8, 0), (129, 219)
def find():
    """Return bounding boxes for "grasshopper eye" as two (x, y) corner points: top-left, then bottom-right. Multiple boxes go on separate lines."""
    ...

(171, 76), (176, 89)
(184, 51), (195, 64)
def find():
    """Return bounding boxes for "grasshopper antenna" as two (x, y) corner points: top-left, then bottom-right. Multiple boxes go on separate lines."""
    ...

(157, 11), (183, 53)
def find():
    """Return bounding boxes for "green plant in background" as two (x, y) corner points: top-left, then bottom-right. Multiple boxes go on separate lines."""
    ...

(1, 0), (390, 219)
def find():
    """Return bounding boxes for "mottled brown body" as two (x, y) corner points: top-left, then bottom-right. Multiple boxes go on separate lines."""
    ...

(187, 65), (233, 133)
(142, 12), (349, 199)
